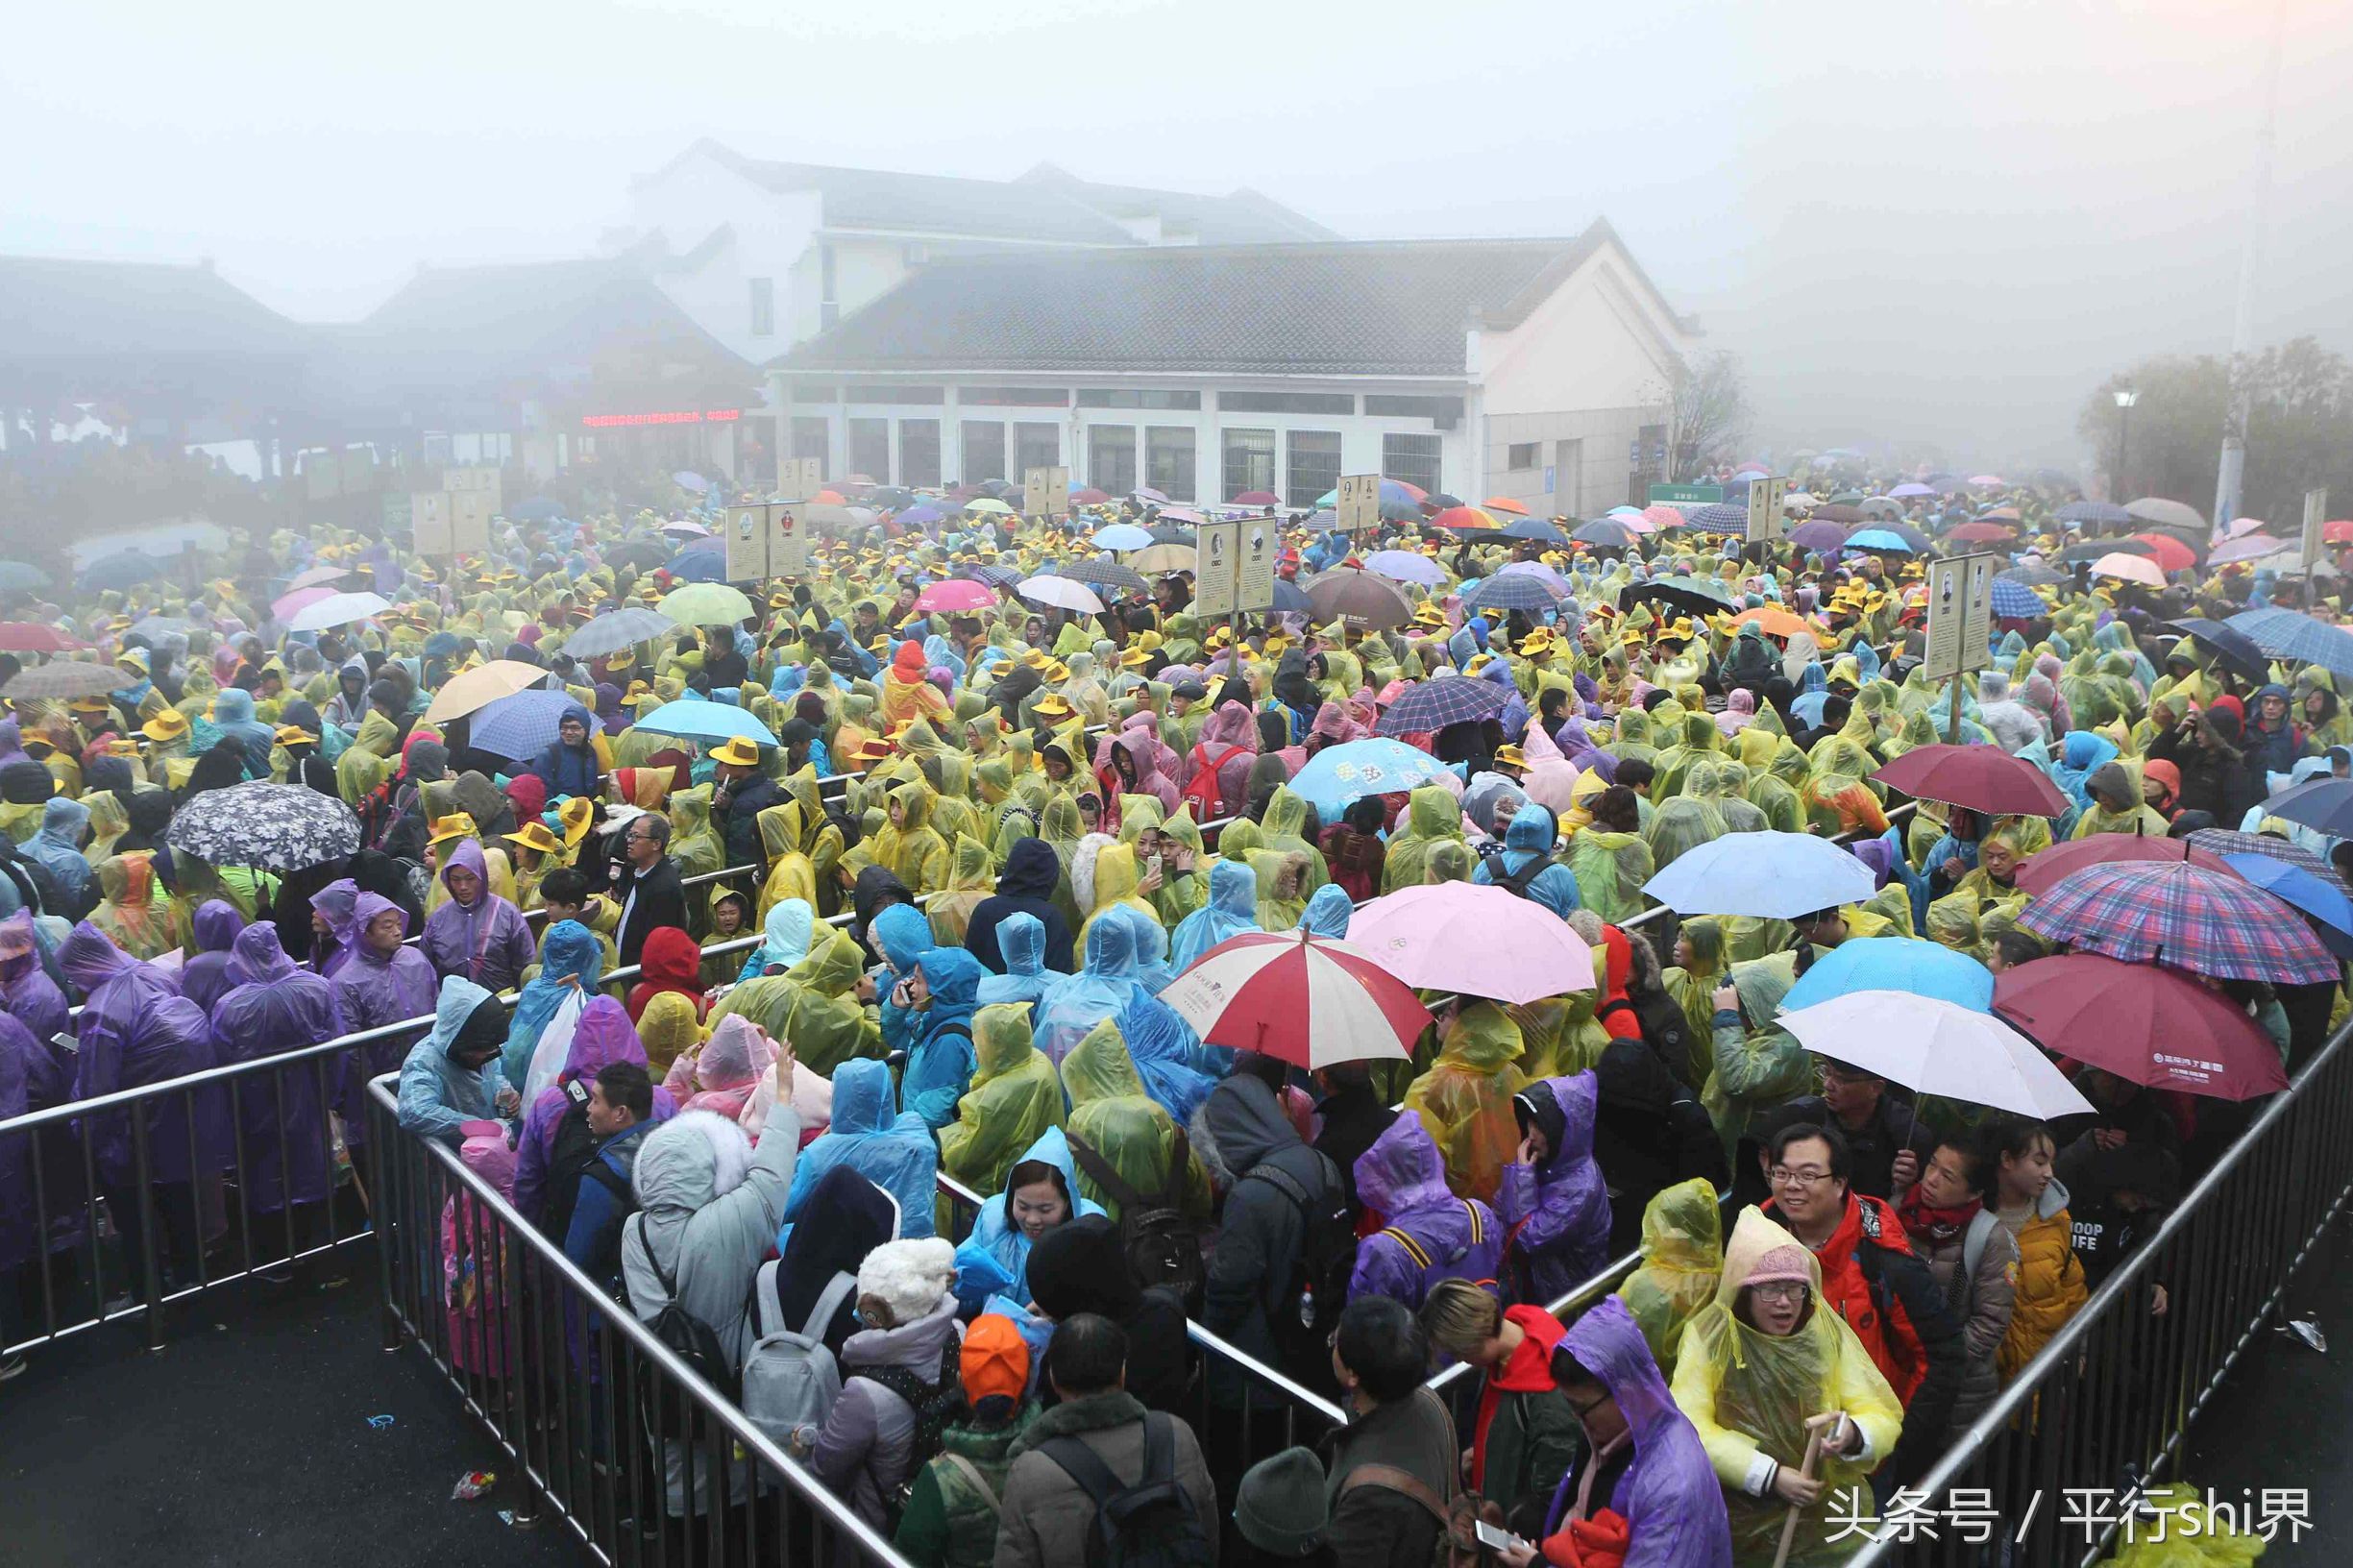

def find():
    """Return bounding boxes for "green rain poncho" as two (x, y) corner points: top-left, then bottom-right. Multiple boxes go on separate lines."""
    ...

(1568, 824), (1654, 924)
(1644, 796), (1726, 874)
(1380, 785), (1466, 894)
(1660, 917), (1728, 1088)
(708, 927), (880, 1077)
(1670, 1207), (1902, 1567)
(926, 833), (997, 947)
(938, 1003), (1066, 1203)
(1703, 954), (1812, 1158)
(1650, 708), (1723, 800)
(667, 784), (727, 912)
(1059, 1017), (1213, 1226)
(1614, 1177), (1724, 1377)
(1259, 785), (1330, 894)
(1401, 1000), (1529, 1204)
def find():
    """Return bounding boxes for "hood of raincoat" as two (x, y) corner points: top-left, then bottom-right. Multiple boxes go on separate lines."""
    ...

(1727, 954), (1795, 1028)
(193, 898), (246, 954)
(1297, 882), (1351, 937)
(1061, 1017), (1147, 1107)
(830, 1056), (895, 1135)
(438, 837), (489, 904)
(425, 975), (501, 1061)
(1532, 1068), (1599, 1166)
(686, 1015), (770, 1099)
(748, 898), (814, 974)
(1201, 1072), (1301, 1176)
(225, 920), (299, 987)
(914, 944), (984, 1015)
(1640, 1176), (1724, 1270)
(1438, 998), (1527, 1073)
(1557, 1294), (1692, 1489)
(640, 925), (702, 992)
(872, 900), (936, 974)
(993, 911), (1046, 978)
(59, 919), (144, 992)
(1354, 1111), (1455, 1218)
(37, 795), (87, 850)
(560, 994), (649, 1082)
(997, 835), (1060, 900)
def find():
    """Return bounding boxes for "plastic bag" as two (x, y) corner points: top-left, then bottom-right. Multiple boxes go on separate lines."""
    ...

(519, 988), (585, 1109)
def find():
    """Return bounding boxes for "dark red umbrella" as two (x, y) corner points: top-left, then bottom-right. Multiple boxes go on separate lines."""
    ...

(1872, 745), (2069, 818)
(2015, 832), (2233, 898)
(1943, 521), (2020, 545)
(1994, 954), (2288, 1100)
(0, 624), (80, 654)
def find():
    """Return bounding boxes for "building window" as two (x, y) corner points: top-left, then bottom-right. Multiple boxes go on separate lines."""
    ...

(1507, 442), (1540, 471)
(961, 421), (1006, 483)
(1383, 432), (1442, 497)
(748, 277), (774, 338)
(962, 386), (1070, 406)
(1088, 426), (1138, 495)
(1222, 428), (1276, 501)
(791, 417), (829, 465)
(899, 419), (941, 488)
(1636, 423), (1668, 476)
(1364, 394), (1465, 423)
(1220, 390), (1355, 416)
(820, 245), (838, 331)
(1145, 427), (1196, 502)
(1077, 388), (1203, 410)
(846, 384), (944, 405)
(1016, 423), (1061, 477)
(785, 381), (836, 404)
(848, 418), (889, 481)
(1286, 429), (1342, 509)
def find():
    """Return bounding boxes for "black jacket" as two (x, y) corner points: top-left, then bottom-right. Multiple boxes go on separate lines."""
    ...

(1026, 1216), (1194, 1418)
(610, 855), (687, 968)
(2146, 725), (2263, 825)
(1591, 1035), (1727, 1256)
(1313, 1082), (1397, 1216)
(964, 837), (1075, 976)
(716, 773), (784, 870)
(1194, 1075), (1343, 1401)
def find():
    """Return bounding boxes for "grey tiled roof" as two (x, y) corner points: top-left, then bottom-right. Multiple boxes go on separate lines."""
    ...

(776, 230), (1628, 376)
(1017, 162), (1337, 243)
(703, 147), (1136, 245)
(0, 257), (307, 363)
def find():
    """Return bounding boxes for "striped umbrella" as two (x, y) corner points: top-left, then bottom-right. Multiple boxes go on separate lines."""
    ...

(1160, 930), (1427, 1067)
(2184, 829), (2353, 895)
(1686, 502), (1748, 532)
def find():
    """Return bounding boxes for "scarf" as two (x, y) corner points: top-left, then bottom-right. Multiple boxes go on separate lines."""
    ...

(1896, 1190), (1982, 1248)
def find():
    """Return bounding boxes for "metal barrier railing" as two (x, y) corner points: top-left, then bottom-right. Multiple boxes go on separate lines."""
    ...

(0, 932), (762, 1359)
(364, 1074), (916, 1568)
(1844, 1016), (2353, 1567)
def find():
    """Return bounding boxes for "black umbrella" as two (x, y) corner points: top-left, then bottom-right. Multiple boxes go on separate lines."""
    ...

(167, 781), (361, 872)
(1061, 558), (1149, 596)
(1302, 569), (1412, 629)
(1619, 578), (1735, 620)
(2168, 619), (2269, 683)
(606, 538), (673, 572)
(868, 486), (917, 508)
(1502, 516), (1568, 544)
(1423, 492), (1465, 509)
(1270, 579), (1312, 615)
(2000, 563), (2070, 588)
(1147, 524), (1197, 545)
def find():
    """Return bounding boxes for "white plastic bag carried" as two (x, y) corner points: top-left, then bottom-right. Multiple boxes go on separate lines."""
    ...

(520, 988), (586, 1109)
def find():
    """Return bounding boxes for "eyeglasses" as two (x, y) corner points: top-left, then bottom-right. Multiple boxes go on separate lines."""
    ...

(1749, 1282), (1808, 1306)
(1769, 1165), (1835, 1188)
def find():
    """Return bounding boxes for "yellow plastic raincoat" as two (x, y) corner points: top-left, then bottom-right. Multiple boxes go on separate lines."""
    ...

(1615, 1177), (1725, 1377)
(939, 1003), (1066, 1201)
(707, 927), (880, 1076)
(1059, 1017), (1213, 1226)
(1380, 785), (1466, 894)
(1402, 1001), (1529, 1204)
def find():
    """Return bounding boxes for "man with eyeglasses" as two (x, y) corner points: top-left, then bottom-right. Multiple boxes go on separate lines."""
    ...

(1758, 1121), (1965, 1490)
(608, 810), (687, 968)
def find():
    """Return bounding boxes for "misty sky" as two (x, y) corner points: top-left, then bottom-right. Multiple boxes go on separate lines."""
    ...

(8, 0), (2350, 470)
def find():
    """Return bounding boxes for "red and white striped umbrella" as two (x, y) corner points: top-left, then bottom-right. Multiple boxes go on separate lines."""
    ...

(1160, 931), (1429, 1069)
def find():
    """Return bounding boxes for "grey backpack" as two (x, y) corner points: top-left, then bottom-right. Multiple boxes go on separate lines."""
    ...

(741, 1262), (857, 1451)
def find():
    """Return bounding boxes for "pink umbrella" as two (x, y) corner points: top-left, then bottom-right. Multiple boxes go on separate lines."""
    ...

(1498, 560), (1571, 595)
(271, 584), (336, 621)
(912, 578), (997, 614)
(2210, 533), (2291, 565)
(1638, 504), (1682, 531)
(2222, 516), (2270, 539)
(1160, 931), (1427, 1068)
(1346, 881), (1595, 1005)
(2091, 551), (2168, 588)
(1968, 474), (2007, 487)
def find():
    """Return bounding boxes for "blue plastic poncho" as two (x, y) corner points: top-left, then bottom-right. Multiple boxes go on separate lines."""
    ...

(1035, 912), (1152, 1065)
(502, 919), (601, 1093)
(952, 1125), (1105, 1311)
(1297, 882), (1353, 938)
(901, 946), (983, 1128)
(975, 910), (1064, 1011)
(783, 1058), (940, 1238)
(1170, 858), (1260, 971)
(740, 896), (814, 980)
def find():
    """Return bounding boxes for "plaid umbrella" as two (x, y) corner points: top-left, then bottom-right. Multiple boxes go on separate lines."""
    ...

(1990, 578), (2043, 617)
(2018, 861), (2340, 983)
(469, 688), (579, 761)
(960, 563), (1025, 589)
(1374, 675), (1509, 736)
(2180, 829), (2350, 893)
(1461, 574), (1560, 615)
(2, 660), (128, 699)
(2225, 608), (2353, 678)
(1060, 558), (1149, 596)
(1685, 502), (1747, 532)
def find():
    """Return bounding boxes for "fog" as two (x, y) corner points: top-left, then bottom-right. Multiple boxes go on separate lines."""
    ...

(7, 0), (2349, 469)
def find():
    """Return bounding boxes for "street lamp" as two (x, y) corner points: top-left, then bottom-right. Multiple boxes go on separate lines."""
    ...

(2114, 389), (2139, 502)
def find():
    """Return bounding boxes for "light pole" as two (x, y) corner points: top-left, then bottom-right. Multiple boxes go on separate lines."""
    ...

(2114, 389), (2139, 502)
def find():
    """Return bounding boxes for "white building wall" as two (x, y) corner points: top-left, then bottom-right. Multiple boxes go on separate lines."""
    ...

(625, 149), (821, 366)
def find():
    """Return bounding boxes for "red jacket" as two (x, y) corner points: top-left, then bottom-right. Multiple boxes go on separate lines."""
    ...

(1764, 1189), (1965, 1482)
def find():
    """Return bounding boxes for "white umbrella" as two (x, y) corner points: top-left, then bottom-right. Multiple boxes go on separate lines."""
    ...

(2090, 551), (2168, 589)
(1016, 576), (1105, 614)
(1777, 991), (2094, 1121)
(286, 591), (391, 632)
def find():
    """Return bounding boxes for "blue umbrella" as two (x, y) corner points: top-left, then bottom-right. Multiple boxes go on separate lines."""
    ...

(667, 542), (727, 582)
(2057, 501), (2133, 526)
(468, 688), (578, 761)
(1287, 739), (1456, 821)
(1844, 528), (1917, 554)
(1094, 523), (1155, 551)
(1504, 516), (1568, 545)
(2225, 608), (2353, 678)
(1641, 830), (1877, 919)
(1375, 675), (1510, 737)
(673, 470), (709, 494)
(2221, 852), (2353, 959)
(898, 503), (946, 527)
(633, 698), (779, 747)
(2257, 778), (2353, 839)
(1462, 574), (1559, 615)
(1685, 503), (1747, 532)
(1270, 579), (1312, 615)
(1990, 578), (2043, 618)
(79, 552), (159, 591)
(1783, 936), (1996, 1015)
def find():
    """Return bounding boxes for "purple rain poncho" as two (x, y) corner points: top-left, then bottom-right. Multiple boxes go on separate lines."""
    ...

(208, 922), (349, 1214)
(510, 994), (675, 1227)
(1346, 1112), (1504, 1311)
(62, 921), (230, 1188)
(178, 900), (249, 1017)
(0, 908), (68, 1057)
(328, 892), (439, 1080)
(1495, 1071), (1613, 1304)
(420, 838), (535, 993)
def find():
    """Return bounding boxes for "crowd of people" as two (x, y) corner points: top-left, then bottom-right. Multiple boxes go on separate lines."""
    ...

(0, 470), (2339, 1567)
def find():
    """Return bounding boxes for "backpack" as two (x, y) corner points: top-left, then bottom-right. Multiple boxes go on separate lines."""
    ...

(1380, 1199), (1494, 1300)
(1179, 745), (1247, 818)
(1067, 1128), (1207, 1313)
(859, 1333), (968, 1495)
(625, 1215), (743, 1439)
(1487, 850), (1550, 901)
(740, 1261), (856, 1451)
(1240, 1155), (1356, 1367)
(1040, 1411), (1213, 1568)
(535, 1084), (636, 1262)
